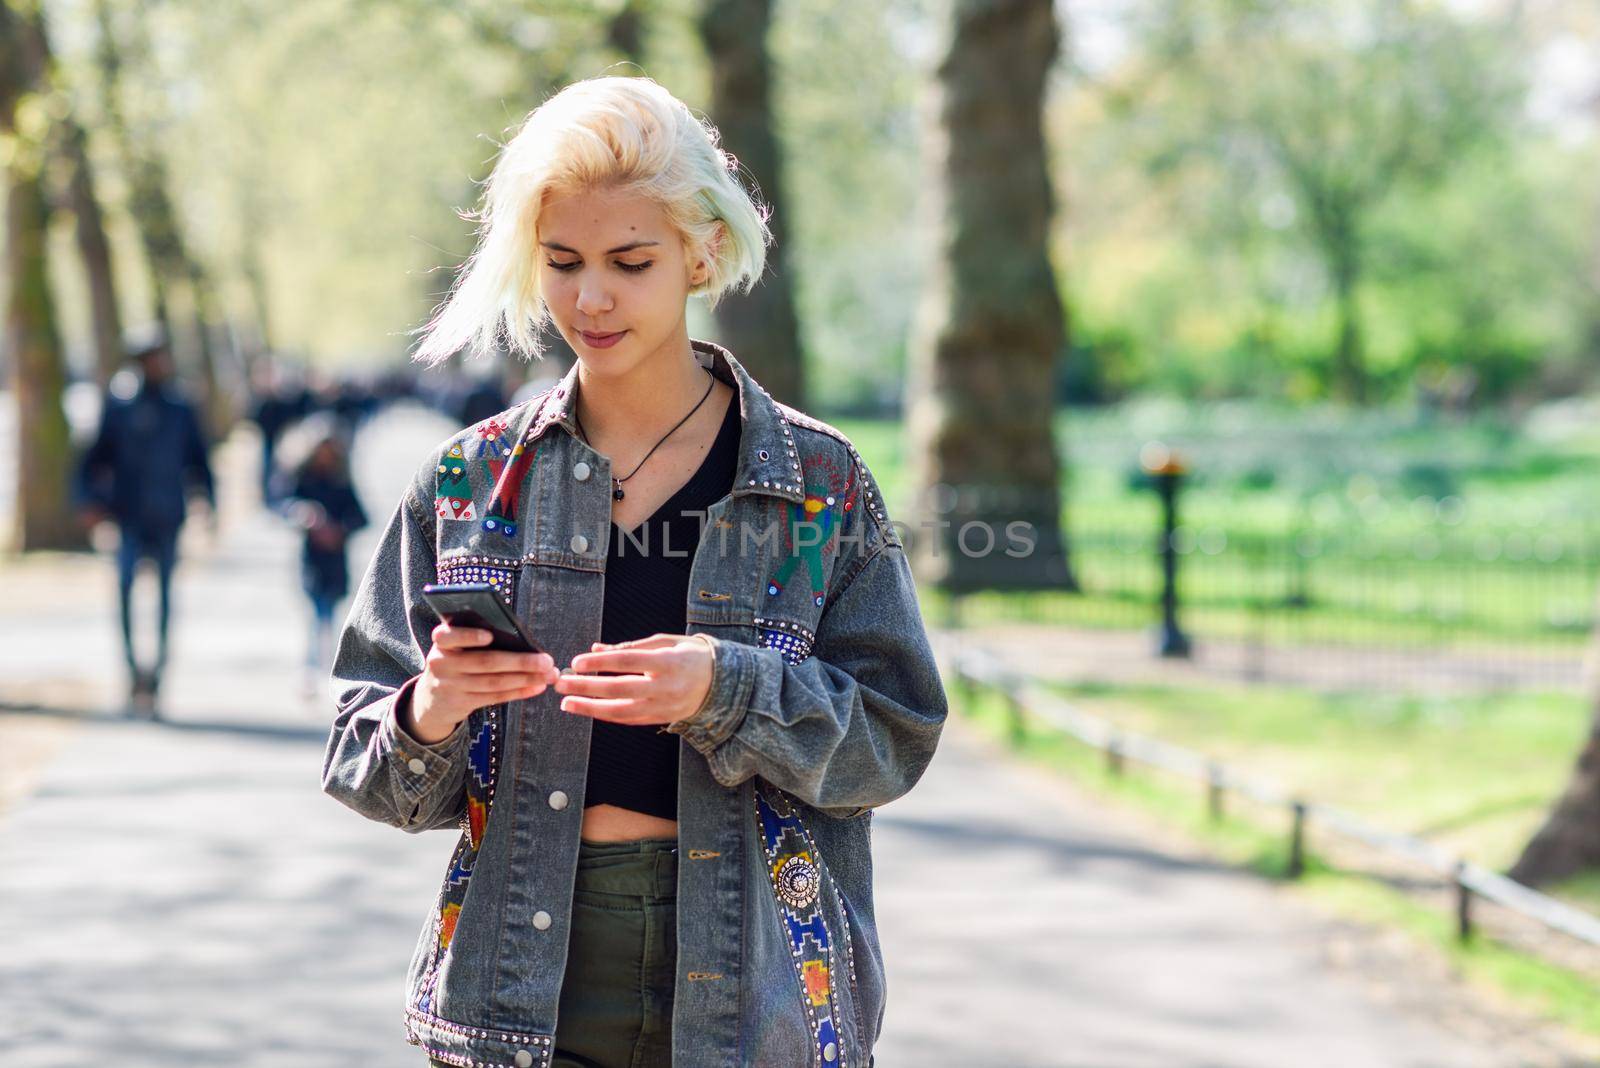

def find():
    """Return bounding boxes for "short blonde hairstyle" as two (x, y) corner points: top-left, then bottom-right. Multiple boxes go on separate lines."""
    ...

(413, 76), (772, 365)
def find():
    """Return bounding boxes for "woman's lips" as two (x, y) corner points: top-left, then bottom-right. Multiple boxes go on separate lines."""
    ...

(579, 329), (626, 349)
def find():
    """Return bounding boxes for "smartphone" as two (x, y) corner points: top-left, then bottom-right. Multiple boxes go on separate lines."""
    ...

(419, 582), (544, 654)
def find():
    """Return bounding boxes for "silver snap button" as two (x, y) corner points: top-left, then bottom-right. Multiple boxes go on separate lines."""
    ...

(407, 758), (427, 775)
(548, 790), (569, 811)
(533, 910), (552, 931)
(757, 449), (769, 461)
(570, 534), (588, 554)
(823, 1041), (837, 1061)
(514, 1051), (534, 1067)
(573, 461), (591, 481)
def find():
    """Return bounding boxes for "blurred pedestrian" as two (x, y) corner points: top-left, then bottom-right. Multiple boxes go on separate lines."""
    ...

(76, 336), (216, 718)
(272, 415), (368, 697)
(247, 358), (310, 506)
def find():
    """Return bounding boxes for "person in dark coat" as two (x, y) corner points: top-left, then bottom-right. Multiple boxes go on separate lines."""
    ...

(272, 416), (369, 694)
(76, 338), (216, 717)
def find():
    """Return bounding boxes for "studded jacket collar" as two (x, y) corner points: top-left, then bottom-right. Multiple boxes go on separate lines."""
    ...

(322, 338), (946, 1067)
(526, 340), (809, 505)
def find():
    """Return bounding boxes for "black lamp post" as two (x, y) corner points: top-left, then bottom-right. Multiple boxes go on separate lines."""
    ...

(1142, 441), (1191, 659)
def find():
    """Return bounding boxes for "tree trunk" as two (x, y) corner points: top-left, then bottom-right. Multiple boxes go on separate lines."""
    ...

(1509, 596), (1600, 886)
(239, 189), (273, 358)
(698, 0), (805, 407)
(189, 262), (235, 439)
(607, 0), (647, 65)
(2, 2), (84, 552)
(905, 0), (1074, 593)
(1329, 239), (1367, 404)
(1509, 724), (1600, 886)
(58, 114), (124, 387)
(94, 0), (222, 423)
(1590, 139), (1600, 383)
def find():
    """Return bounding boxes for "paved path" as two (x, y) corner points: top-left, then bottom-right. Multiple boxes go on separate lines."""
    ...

(1, 403), (1592, 1066)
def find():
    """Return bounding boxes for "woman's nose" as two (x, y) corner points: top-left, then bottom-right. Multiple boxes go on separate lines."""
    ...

(575, 280), (612, 316)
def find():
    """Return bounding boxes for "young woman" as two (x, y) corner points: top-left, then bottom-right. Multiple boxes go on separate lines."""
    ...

(323, 75), (947, 1068)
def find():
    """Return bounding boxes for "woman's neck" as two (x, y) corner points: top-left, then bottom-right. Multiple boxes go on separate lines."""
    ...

(573, 338), (710, 448)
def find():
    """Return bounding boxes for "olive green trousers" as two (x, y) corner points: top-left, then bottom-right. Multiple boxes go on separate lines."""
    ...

(430, 836), (678, 1068)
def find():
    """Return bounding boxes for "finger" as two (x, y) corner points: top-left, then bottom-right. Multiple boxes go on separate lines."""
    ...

(463, 682), (554, 707)
(558, 696), (662, 724)
(447, 650), (555, 676)
(454, 671), (558, 695)
(433, 625), (492, 650)
(569, 648), (664, 675)
(553, 673), (653, 699)
(588, 633), (682, 652)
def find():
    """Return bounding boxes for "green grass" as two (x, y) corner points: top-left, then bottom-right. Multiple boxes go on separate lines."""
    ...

(836, 403), (1600, 647)
(1039, 677), (1590, 882)
(955, 682), (1600, 1037)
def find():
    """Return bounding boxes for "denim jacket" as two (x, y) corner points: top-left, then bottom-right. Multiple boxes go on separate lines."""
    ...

(322, 339), (947, 1067)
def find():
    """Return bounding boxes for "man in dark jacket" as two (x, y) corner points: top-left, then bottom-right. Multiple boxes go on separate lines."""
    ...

(76, 338), (216, 717)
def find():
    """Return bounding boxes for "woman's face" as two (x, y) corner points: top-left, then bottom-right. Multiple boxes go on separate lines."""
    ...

(310, 439), (341, 473)
(537, 187), (708, 376)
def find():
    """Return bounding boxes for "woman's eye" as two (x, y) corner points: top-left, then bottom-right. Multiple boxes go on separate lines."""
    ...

(618, 260), (653, 273)
(547, 260), (580, 272)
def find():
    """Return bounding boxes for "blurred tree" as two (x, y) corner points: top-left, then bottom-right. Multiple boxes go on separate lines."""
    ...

(767, 0), (929, 413)
(93, 0), (230, 436)
(699, 0), (804, 406)
(1126, 0), (1523, 403)
(1498, 4), (1600, 891)
(905, 0), (1074, 592)
(1510, 636), (1600, 886)
(1, 0), (84, 551)
(607, 0), (648, 64)
(56, 110), (123, 387)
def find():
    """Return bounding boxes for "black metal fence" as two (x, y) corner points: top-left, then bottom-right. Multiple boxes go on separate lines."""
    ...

(949, 644), (1600, 953)
(936, 520), (1599, 692)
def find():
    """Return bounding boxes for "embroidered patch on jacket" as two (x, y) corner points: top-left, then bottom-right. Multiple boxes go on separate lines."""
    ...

(435, 557), (517, 604)
(755, 616), (815, 665)
(435, 443), (476, 521)
(417, 704), (503, 1014)
(756, 790), (847, 1067)
(765, 453), (859, 609)
(481, 438), (539, 539)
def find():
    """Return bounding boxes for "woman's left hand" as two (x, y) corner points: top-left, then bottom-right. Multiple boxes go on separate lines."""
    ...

(554, 633), (715, 726)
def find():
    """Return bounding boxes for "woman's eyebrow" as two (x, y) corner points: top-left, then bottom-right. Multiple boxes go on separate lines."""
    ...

(540, 240), (661, 255)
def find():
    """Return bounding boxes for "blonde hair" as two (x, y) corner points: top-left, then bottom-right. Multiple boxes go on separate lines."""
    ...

(413, 76), (772, 365)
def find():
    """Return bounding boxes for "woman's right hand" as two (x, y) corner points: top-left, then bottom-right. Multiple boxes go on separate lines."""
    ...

(403, 623), (561, 745)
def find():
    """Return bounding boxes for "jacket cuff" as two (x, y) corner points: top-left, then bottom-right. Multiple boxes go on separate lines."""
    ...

(667, 634), (754, 756)
(380, 677), (469, 800)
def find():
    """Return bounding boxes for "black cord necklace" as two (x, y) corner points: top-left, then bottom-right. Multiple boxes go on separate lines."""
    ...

(573, 366), (716, 501)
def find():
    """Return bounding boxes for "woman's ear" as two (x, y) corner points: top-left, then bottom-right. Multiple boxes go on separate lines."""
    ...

(690, 225), (725, 287)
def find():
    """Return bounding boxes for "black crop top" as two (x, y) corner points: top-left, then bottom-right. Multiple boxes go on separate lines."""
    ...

(582, 390), (742, 821)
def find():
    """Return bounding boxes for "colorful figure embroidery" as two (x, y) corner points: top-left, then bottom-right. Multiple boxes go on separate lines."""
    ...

(472, 417), (516, 483)
(757, 790), (848, 1067)
(435, 443), (476, 521)
(481, 439), (538, 538)
(766, 454), (859, 608)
